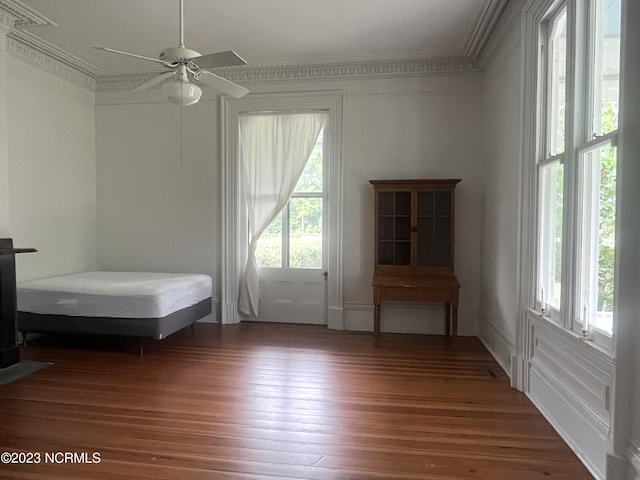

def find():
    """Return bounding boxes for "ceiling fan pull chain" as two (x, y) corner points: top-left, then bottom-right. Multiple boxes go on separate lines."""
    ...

(179, 0), (185, 48)
(180, 86), (184, 167)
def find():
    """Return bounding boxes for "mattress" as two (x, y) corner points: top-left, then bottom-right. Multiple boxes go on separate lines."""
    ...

(17, 271), (212, 319)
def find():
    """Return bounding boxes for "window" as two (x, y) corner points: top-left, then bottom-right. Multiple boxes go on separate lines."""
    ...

(577, 140), (617, 336)
(537, 4), (566, 318)
(536, 0), (621, 349)
(255, 129), (324, 269)
(537, 159), (564, 314)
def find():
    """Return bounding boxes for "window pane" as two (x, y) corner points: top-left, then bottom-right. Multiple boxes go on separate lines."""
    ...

(294, 129), (323, 193)
(538, 160), (564, 310)
(547, 7), (567, 156)
(578, 142), (616, 334)
(256, 211), (282, 268)
(591, 0), (621, 135)
(289, 197), (322, 269)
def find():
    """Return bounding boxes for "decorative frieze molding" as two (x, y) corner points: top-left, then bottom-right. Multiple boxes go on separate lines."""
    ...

(0, 6), (15, 48)
(6, 33), (95, 90)
(9, 29), (96, 77)
(0, 0), (55, 29)
(223, 56), (482, 81)
(95, 68), (163, 92)
(0, 9), (14, 34)
(0, 0), (96, 89)
(96, 55), (482, 91)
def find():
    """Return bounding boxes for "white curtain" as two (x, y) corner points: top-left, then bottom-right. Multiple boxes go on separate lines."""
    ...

(238, 112), (327, 316)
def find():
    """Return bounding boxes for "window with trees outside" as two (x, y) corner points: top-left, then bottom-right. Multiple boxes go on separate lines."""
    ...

(536, 0), (621, 350)
(255, 129), (324, 269)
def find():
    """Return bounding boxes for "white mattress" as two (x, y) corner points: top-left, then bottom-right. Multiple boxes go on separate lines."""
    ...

(17, 271), (212, 319)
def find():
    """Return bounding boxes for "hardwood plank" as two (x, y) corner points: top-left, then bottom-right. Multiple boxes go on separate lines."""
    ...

(0, 323), (592, 479)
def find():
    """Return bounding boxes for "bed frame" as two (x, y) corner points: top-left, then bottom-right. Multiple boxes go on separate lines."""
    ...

(18, 297), (211, 355)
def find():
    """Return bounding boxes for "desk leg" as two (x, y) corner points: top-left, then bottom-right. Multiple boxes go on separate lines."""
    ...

(373, 303), (380, 344)
(445, 302), (451, 338)
(452, 302), (458, 345)
(373, 287), (381, 344)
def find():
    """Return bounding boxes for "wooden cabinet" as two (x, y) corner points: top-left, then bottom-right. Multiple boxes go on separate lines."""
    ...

(370, 179), (460, 343)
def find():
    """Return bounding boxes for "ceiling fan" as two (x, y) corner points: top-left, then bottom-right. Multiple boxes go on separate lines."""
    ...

(94, 0), (249, 106)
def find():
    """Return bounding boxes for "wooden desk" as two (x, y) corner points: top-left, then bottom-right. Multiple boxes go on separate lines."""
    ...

(0, 239), (37, 368)
(373, 274), (460, 344)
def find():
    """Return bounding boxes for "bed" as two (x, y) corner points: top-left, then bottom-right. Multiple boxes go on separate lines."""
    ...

(16, 271), (212, 351)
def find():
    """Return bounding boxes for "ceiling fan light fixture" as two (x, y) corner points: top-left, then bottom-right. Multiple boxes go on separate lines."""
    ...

(162, 80), (202, 106)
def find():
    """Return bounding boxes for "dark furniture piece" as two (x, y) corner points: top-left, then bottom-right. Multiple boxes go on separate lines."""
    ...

(370, 179), (461, 344)
(0, 238), (36, 368)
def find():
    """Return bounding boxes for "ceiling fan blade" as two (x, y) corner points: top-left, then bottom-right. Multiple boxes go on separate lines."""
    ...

(193, 51), (247, 69)
(131, 71), (176, 91)
(196, 70), (249, 98)
(93, 47), (173, 67)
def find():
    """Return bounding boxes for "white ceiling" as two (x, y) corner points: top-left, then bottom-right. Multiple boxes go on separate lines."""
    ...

(7, 0), (507, 74)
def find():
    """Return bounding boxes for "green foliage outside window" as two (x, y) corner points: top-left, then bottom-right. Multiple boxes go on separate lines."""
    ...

(256, 146), (324, 269)
(597, 99), (617, 312)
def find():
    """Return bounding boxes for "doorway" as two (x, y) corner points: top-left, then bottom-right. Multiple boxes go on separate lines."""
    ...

(255, 129), (327, 324)
(221, 92), (344, 329)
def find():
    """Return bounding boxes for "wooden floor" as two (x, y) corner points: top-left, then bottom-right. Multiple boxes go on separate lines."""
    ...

(0, 323), (591, 479)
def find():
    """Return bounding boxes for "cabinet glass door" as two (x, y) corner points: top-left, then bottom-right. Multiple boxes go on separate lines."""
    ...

(377, 191), (411, 265)
(416, 191), (452, 266)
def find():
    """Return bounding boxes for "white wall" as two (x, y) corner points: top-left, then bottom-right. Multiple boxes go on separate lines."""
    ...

(479, 19), (523, 372)
(340, 75), (484, 334)
(96, 73), (485, 333)
(0, 28), (10, 237)
(95, 100), (219, 290)
(6, 57), (96, 281)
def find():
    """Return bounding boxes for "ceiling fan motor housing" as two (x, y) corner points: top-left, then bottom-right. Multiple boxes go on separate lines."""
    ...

(159, 47), (201, 64)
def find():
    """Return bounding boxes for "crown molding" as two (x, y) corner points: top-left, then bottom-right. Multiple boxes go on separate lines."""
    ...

(463, 0), (509, 59)
(0, 16), (11, 47)
(0, 0), (55, 29)
(479, 0), (528, 66)
(222, 56), (483, 82)
(0, 10), (13, 33)
(6, 31), (96, 89)
(0, 0), (96, 89)
(96, 55), (482, 91)
(1, 0), (507, 93)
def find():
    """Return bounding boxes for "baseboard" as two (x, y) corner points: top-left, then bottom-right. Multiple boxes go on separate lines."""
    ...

(510, 353), (528, 391)
(477, 310), (514, 377)
(343, 303), (374, 331)
(327, 306), (345, 330)
(627, 439), (640, 480)
(343, 302), (478, 336)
